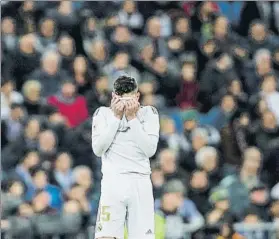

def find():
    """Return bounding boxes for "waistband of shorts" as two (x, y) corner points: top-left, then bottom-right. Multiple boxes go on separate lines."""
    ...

(102, 171), (151, 180)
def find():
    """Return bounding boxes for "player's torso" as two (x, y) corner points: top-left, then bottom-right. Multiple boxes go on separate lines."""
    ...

(102, 107), (151, 175)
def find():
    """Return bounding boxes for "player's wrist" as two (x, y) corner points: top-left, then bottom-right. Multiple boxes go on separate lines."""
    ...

(126, 114), (136, 121)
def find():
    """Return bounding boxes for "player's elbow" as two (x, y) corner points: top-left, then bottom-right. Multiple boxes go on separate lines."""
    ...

(92, 143), (103, 157)
(145, 144), (157, 158)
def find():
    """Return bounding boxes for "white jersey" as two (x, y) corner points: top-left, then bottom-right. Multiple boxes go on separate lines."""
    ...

(92, 106), (160, 176)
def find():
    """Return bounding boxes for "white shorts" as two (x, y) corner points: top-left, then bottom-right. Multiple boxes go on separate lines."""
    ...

(95, 173), (155, 239)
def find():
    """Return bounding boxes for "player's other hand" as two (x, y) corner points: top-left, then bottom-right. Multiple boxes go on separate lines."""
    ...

(125, 98), (139, 121)
(111, 93), (125, 119)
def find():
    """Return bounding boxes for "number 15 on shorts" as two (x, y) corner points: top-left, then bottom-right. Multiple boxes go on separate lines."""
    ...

(97, 206), (111, 222)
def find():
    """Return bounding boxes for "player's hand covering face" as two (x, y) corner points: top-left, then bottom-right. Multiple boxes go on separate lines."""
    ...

(124, 98), (140, 121)
(111, 93), (125, 119)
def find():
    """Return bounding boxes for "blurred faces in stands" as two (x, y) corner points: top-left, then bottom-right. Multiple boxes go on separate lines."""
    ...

(19, 34), (36, 54)
(213, 16), (229, 40)
(114, 25), (131, 43)
(32, 169), (48, 189)
(40, 18), (56, 38)
(153, 56), (167, 74)
(250, 185), (269, 206)
(1, 17), (15, 35)
(192, 128), (208, 152)
(113, 51), (129, 70)
(9, 104), (24, 121)
(159, 149), (177, 175)
(242, 147), (262, 176)
(175, 17), (190, 36)
(73, 56), (87, 75)
(58, 35), (75, 57)
(182, 62), (196, 81)
(24, 118), (40, 140)
(22, 80), (42, 103)
(73, 166), (93, 190)
(261, 74), (277, 93)
(254, 49), (272, 75)
(42, 51), (60, 75)
(32, 190), (51, 213)
(38, 130), (57, 153)
(123, 0), (136, 14)
(95, 75), (109, 92)
(147, 17), (161, 39)
(202, 39), (217, 57)
(58, 0), (73, 15)
(55, 152), (73, 173)
(262, 111), (277, 130)
(21, 151), (40, 170)
(190, 170), (209, 191)
(221, 94), (237, 113)
(61, 81), (76, 98)
(160, 117), (176, 135)
(215, 53), (233, 72)
(195, 146), (218, 173)
(8, 180), (25, 197)
(250, 22), (267, 43)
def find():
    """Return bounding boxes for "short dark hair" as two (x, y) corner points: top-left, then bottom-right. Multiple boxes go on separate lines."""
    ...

(113, 75), (138, 96)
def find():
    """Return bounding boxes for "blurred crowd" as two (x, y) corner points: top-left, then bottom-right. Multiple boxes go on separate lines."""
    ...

(1, 1), (279, 239)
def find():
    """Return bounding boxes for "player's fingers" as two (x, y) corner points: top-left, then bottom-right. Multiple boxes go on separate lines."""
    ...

(126, 100), (132, 110)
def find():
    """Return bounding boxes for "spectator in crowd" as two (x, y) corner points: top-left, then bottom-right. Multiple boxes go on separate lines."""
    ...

(1, 79), (24, 120)
(13, 34), (41, 90)
(155, 179), (205, 238)
(188, 170), (211, 216)
(82, 15), (104, 53)
(110, 25), (134, 56)
(49, 152), (74, 192)
(206, 186), (232, 227)
(158, 148), (188, 183)
(220, 147), (263, 217)
(47, 80), (89, 128)
(46, 1), (79, 35)
(118, 0), (143, 34)
(15, 150), (40, 187)
(70, 55), (94, 95)
(1, 17), (18, 54)
(29, 51), (70, 97)
(176, 59), (199, 110)
(245, 48), (278, 94)
(142, 16), (169, 58)
(85, 74), (110, 115)
(103, 51), (141, 90)
(26, 168), (63, 210)
(36, 17), (58, 52)
(158, 116), (183, 153)
(22, 80), (44, 115)
(86, 39), (109, 72)
(249, 183), (270, 221)
(57, 34), (76, 70)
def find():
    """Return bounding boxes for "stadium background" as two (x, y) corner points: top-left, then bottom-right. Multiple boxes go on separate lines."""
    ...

(1, 1), (279, 238)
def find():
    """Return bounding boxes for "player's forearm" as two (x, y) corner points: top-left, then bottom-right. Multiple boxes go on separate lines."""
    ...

(92, 117), (120, 157)
(128, 118), (158, 157)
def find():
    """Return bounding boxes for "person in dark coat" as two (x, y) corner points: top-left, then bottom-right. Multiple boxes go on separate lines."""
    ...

(29, 51), (71, 97)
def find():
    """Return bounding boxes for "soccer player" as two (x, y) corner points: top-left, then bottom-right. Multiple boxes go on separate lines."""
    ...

(92, 75), (160, 239)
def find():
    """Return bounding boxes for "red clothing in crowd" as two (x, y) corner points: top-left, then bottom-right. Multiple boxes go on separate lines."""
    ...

(47, 95), (89, 128)
(176, 81), (199, 110)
